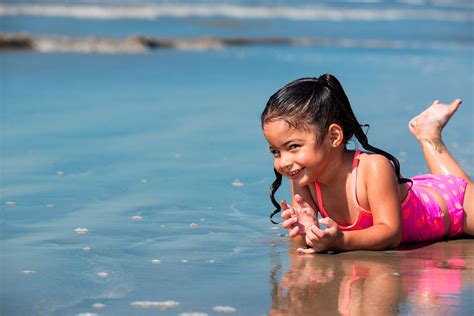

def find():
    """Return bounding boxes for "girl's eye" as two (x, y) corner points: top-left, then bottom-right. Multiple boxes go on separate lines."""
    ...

(270, 149), (280, 157)
(289, 144), (300, 150)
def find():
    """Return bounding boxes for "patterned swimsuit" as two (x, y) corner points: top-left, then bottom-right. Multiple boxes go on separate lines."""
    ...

(314, 150), (467, 243)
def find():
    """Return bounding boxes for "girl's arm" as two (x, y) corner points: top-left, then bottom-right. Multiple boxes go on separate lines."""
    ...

(304, 155), (403, 252)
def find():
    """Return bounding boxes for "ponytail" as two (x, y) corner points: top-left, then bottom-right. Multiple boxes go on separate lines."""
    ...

(320, 73), (411, 186)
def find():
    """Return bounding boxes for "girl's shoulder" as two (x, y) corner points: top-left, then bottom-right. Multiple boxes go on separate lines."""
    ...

(358, 151), (396, 176)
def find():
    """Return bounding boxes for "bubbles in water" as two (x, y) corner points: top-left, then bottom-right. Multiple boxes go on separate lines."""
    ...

(151, 259), (161, 264)
(231, 179), (244, 187)
(97, 272), (109, 278)
(181, 259), (189, 264)
(22, 270), (37, 275)
(212, 306), (237, 313)
(83, 246), (92, 252)
(92, 303), (106, 309)
(74, 227), (89, 235)
(130, 300), (180, 310)
(132, 215), (144, 221)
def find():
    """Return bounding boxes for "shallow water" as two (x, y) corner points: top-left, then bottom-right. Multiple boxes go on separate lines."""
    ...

(1, 1), (473, 315)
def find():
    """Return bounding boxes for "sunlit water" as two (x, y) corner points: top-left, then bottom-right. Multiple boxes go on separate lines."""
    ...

(1, 1), (473, 315)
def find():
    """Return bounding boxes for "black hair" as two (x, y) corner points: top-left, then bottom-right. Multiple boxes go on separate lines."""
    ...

(261, 74), (411, 224)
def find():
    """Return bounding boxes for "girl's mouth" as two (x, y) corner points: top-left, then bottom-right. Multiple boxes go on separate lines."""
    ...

(287, 168), (304, 179)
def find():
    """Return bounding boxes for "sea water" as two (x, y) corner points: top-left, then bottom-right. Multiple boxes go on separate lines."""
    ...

(1, 1), (473, 315)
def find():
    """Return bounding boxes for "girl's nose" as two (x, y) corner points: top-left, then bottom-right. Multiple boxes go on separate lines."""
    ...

(279, 153), (292, 170)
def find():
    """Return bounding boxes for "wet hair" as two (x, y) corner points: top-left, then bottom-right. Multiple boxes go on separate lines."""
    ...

(261, 73), (411, 224)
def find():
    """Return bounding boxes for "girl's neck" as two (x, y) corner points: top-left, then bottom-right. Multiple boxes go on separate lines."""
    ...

(318, 148), (353, 187)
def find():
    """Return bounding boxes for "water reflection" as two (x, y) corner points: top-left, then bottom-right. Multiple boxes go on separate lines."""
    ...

(270, 240), (473, 316)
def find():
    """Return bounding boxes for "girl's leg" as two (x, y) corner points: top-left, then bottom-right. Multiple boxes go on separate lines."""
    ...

(408, 99), (473, 235)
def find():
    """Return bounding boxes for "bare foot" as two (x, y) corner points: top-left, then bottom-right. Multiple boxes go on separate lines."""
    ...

(408, 99), (461, 142)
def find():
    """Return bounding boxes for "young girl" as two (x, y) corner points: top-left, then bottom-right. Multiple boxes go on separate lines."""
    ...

(262, 74), (473, 253)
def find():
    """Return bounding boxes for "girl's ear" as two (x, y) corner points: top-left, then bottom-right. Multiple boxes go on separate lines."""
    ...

(327, 123), (344, 147)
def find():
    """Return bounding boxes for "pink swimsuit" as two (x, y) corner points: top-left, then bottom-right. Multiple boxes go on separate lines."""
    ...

(314, 150), (467, 243)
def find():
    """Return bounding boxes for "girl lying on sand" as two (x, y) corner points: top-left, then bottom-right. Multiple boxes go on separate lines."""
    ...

(261, 74), (473, 253)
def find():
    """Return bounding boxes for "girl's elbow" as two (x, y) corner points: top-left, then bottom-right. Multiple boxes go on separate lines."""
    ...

(386, 227), (402, 249)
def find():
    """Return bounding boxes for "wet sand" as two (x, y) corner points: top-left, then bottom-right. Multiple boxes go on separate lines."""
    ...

(270, 238), (474, 315)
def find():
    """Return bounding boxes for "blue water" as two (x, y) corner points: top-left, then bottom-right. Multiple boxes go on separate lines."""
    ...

(1, 1), (473, 315)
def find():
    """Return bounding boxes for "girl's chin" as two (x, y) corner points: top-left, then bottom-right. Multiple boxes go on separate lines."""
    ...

(291, 175), (311, 186)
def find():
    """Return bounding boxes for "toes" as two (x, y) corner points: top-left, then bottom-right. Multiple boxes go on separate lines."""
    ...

(449, 99), (462, 113)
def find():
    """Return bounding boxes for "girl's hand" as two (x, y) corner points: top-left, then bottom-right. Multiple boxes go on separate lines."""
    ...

(280, 200), (302, 237)
(281, 195), (317, 237)
(297, 217), (342, 254)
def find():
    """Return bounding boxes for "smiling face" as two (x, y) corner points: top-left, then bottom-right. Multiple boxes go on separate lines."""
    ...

(263, 119), (332, 187)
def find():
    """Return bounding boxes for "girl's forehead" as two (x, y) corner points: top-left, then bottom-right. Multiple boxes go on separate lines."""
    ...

(263, 119), (315, 143)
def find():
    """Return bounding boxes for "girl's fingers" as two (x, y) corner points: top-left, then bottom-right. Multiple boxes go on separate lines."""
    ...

(282, 217), (298, 229)
(281, 200), (291, 210)
(294, 194), (313, 211)
(305, 226), (318, 241)
(289, 226), (300, 237)
(319, 217), (335, 227)
(297, 247), (316, 254)
(281, 209), (292, 220)
(310, 224), (326, 239)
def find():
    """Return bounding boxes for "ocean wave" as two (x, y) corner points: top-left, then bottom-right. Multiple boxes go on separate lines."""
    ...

(0, 34), (470, 54)
(0, 3), (472, 22)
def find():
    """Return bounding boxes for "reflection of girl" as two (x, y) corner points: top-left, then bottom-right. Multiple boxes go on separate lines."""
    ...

(262, 74), (472, 253)
(269, 249), (402, 316)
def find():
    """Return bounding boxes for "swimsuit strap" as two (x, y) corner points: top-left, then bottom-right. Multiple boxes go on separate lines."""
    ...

(314, 179), (328, 218)
(314, 150), (362, 219)
(314, 149), (370, 227)
(352, 149), (362, 210)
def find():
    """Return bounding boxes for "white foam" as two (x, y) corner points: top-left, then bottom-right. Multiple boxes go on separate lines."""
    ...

(181, 259), (190, 264)
(189, 223), (199, 229)
(97, 272), (109, 278)
(92, 303), (106, 309)
(0, 4), (471, 22)
(22, 269), (37, 275)
(74, 227), (89, 235)
(179, 313), (209, 316)
(132, 215), (144, 221)
(212, 305), (237, 313)
(231, 179), (244, 187)
(151, 259), (161, 264)
(5, 201), (16, 206)
(83, 246), (92, 252)
(76, 313), (97, 316)
(130, 300), (180, 310)
(35, 37), (147, 54)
